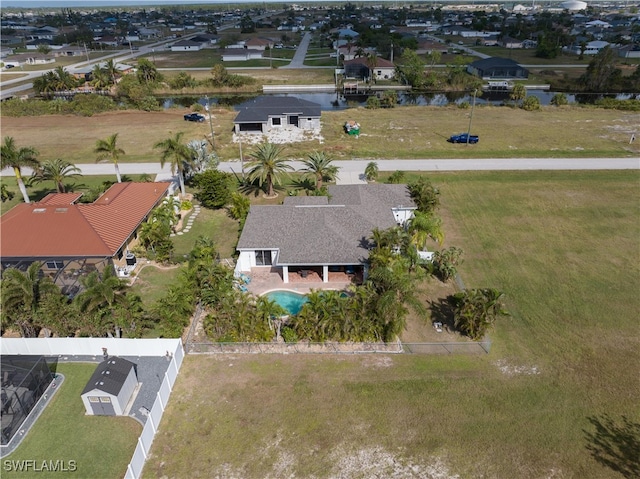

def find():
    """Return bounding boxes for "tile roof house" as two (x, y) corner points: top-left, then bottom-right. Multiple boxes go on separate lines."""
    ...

(81, 357), (138, 416)
(0, 182), (170, 292)
(236, 184), (416, 283)
(233, 96), (321, 135)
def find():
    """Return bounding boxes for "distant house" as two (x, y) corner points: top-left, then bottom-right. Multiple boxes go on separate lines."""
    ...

(501, 36), (524, 49)
(171, 39), (204, 52)
(5, 53), (55, 65)
(25, 39), (64, 50)
(221, 48), (263, 61)
(53, 45), (86, 57)
(415, 40), (449, 55)
(467, 57), (529, 80)
(568, 40), (610, 55)
(245, 37), (273, 50)
(616, 44), (640, 59)
(236, 184), (416, 283)
(344, 57), (395, 81)
(81, 357), (138, 416)
(0, 182), (171, 292)
(233, 96), (321, 135)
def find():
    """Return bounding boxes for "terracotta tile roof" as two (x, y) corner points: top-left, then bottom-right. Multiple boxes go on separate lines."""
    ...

(39, 192), (83, 205)
(0, 182), (170, 259)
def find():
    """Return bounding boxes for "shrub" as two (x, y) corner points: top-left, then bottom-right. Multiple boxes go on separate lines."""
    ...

(522, 96), (541, 111)
(366, 96), (381, 109)
(191, 103), (203, 112)
(281, 326), (298, 343)
(387, 170), (405, 184)
(193, 170), (232, 209)
(550, 93), (569, 106)
(181, 200), (193, 211)
(430, 246), (464, 282)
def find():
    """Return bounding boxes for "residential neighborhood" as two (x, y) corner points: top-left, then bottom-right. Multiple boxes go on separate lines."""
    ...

(0, 1), (639, 478)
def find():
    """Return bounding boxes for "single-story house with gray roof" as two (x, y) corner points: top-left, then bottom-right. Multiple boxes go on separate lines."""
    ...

(233, 96), (321, 135)
(236, 184), (416, 283)
(467, 57), (528, 80)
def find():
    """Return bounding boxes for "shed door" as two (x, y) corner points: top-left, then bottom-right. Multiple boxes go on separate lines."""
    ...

(89, 396), (115, 415)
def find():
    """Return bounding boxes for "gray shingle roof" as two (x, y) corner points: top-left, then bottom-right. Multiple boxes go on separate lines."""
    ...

(234, 96), (321, 123)
(237, 184), (415, 265)
(81, 356), (136, 396)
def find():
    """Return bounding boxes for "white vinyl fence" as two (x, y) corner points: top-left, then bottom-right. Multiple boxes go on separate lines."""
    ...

(0, 338), (184, 479)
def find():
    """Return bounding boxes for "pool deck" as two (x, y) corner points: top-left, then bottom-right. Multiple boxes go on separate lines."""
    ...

(246, 268), (357, 296)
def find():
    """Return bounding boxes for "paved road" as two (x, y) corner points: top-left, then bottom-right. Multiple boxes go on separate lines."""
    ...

(2, 158), (638, 181)
(281, 31), (312, 69)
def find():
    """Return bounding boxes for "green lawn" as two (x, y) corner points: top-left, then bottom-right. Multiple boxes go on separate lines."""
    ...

(3, 363), (141, 479)
(143, 170), (640, 478)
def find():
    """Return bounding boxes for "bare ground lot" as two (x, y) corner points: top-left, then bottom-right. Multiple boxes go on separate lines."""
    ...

(2, 106), (638, 164)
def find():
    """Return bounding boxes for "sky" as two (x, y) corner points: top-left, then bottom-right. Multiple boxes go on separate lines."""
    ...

(3, 0), (275, 7)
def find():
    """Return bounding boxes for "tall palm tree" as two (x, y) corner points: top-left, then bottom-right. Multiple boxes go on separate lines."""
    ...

(53, 66), (77, 90)
(1, 136), (40, 203)
(91, 64), (111, 90)
(32, 158), (82, 193)
(103, 58), (121, 85)
(94, 133), (125, 183)
(300, 151), (339, 190)
(246, 142), (292, 198)
(154, 131), (194, 197)
(1, 262), (59, 337)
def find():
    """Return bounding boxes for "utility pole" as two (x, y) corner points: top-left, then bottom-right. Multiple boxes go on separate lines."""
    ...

(467, 89), (477, 145)
(238, 135), (245, 181)
(205, 95), (215, 147)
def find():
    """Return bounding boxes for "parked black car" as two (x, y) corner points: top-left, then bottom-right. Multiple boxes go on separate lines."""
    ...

(184, 113), (205, 122)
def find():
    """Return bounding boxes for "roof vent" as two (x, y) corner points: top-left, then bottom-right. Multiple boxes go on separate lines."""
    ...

(33, 208), (46, 213)
(55, 208), (68, 213)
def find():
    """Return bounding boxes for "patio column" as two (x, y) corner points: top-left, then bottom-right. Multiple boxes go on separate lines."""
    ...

(323, 265), (329, 283)
(282, 266), (289, 283)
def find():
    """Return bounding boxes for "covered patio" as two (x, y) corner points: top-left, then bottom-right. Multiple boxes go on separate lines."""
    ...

(244, 267), (359, 296)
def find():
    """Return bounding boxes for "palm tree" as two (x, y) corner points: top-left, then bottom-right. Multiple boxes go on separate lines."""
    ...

(300, 151), (339, 190)
(407, 211), (444, 249)
(91, 64), (111, 90)
(246, 142), (292, 198)
(94, 133), (125, 183)
(32, 158), (82, 193)
(1, 136), (40, 203)
(103, 58), (121, 85)
(155, 132), (194, 197)
(364, 161), (379, 182)
(1, 262), (59, 337)
(75, 267), (130, 337)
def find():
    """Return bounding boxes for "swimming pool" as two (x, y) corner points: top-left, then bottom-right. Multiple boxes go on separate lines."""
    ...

(264, 290), (308, 315)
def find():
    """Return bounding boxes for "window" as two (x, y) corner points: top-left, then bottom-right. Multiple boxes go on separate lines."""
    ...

(272, 117), (281, 126)
(255, 250), (272, 266)
(46, 261), (64, 269)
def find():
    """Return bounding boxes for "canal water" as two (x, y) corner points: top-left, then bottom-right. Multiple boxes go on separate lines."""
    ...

(162, 91), (638, 111)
